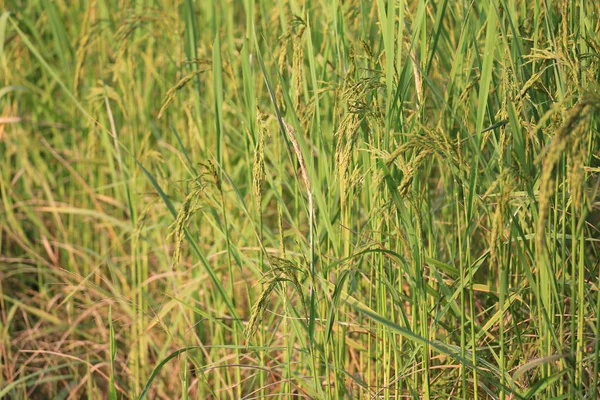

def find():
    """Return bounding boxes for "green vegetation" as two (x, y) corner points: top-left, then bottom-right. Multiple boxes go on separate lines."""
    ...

(1, 0), (599, 398)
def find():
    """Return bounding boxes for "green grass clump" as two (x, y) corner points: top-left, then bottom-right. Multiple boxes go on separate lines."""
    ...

(1, 1), (599, 399)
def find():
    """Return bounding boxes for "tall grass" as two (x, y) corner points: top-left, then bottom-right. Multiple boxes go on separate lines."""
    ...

(1, 0), (599, 398)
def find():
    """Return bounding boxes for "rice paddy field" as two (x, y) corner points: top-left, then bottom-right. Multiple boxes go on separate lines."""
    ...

(1, 0), (600, 398)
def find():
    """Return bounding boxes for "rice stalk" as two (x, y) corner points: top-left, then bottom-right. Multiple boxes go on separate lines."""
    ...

(536, 94), (600, 253)
(168, 186), (203, 270)
(253, 108), (268, 212)
(158, 64), (210, 119)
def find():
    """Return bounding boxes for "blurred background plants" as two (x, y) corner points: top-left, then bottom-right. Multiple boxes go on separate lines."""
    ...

(1, 0), (599, 399)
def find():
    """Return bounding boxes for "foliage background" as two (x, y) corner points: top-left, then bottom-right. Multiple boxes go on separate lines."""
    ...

(1, 0), (599, 399)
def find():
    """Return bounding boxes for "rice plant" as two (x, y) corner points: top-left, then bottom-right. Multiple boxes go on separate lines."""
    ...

(1, 0), (599, 399)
